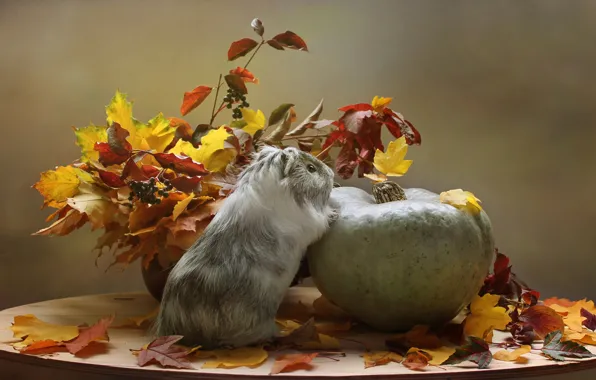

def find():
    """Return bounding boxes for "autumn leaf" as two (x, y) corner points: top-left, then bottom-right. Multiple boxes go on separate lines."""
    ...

(339, 105), (373, 134)
(224, 74), (248, 95)
(386, 325), (442, 353)
(137, 335), (194, 369)
(517, 305), (565, 339)
(172, 193), (194, 221)
(267, 39), (285, 50)
(170, 175), (203, 193)
(444, 336), (493, 369)
(422, 346), (457, 366)
(74, 124), (107, 161)
(464, 294), (512, 339)
(67, 190), (118, 230)
(363, 173), (388, 183)
(541, 330), (595, 361)
(380, 109), (422, 145)
(270, 353), (318, 375)
(128, 192), (187, 232)
(33, 166), (91, 209)
(312, 295), (350, 320)
(11, 314), (79, 350)
(199, 346), (268, 369)
(373, 136), (413, 177)
(153, 153), (210, 176)
(545, 299), (596, 332)
(64, 315), (114, 354)
(271, 31), (308, 51)
(493, 345), (531, 363)
(239, 108), (265, 136)
(277, 318), (320, 346)
(228, 38), (259, 61)
(371, 96), (392, 113)
(105, 90), (142, 142)
(440, 189), (483, 213)
(268, 103), (295, 127)
(363, 351), (402, 368)
(543, 297), (577, 308)
(402, 348), (431, 370)
(195, 126), (238, 172)
(286, 98), (325, 137)
(181, 86), (213, 116)
(229, 67), (259, 84)
(33, 209), (87, 236)
(134, 113), (177, 153)
(564, 329), (596, 345)
(582, 308), (596, 330)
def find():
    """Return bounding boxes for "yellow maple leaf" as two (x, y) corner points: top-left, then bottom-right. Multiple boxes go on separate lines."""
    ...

(362, 351), (403, 368)
(493, 345), (531, 363)
(172, 193), (194, 221)
(373, 136), (413, 177)
(564, 328), (596, 345)
(195, 126), (237, 172)
(551, 299), (596, 332)
(105, 90), (141, 141)
(66, 187), (118, 230)
(73, 124), (107, 161)
(440, 189), (483, 213)
(422, 346), (457, 366)
(198, 346), (268, 369)
(133, 113), (176, 152)
(168, 139), (201, 161)
(11, 314), (79, 349)
(463, 294), (512, 339)
(33, 166), (90, 209)
(240, 108), (266, 136)
(371, 95), (392, 113)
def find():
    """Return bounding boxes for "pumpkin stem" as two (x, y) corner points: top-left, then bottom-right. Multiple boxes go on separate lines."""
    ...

(372, 180), (406, 203)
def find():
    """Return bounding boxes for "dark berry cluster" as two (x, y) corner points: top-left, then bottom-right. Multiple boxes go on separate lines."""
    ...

(127, 177), (174, 206)
(224, 88), (249, 119)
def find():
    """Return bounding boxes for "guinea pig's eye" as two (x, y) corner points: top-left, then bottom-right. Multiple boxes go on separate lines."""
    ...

(307, 164), (317, 173)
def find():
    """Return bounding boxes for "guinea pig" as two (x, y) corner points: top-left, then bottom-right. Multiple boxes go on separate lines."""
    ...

(153, 145), (336, 349)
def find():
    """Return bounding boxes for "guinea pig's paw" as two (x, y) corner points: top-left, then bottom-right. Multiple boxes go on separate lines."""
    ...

(327, 208), (340, 223)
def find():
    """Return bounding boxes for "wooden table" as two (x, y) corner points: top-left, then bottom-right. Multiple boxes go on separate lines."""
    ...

(1, 288), (596, 380)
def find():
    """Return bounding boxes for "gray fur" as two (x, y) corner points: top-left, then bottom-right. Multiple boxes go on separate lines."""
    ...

(153, 146), (335, 348)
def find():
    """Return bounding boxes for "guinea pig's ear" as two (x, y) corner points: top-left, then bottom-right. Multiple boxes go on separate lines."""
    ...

(278, 150), (289, 178)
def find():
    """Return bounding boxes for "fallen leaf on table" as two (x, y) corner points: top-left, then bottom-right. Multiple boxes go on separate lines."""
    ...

(64, 315), (114, 354)
(543, 297), (576, 308)
(270, 353), (318, 375)
(362, 351), (403, 368)
(314, 320), (353, 334)
(493, 345), (531, 363)
(312, 295), (350, 320)
(299, 333), (341, 350)
(136, 335), (194, 369)
(372, 136), (412, 177)
(402, 348), (431, 370)
(126, 306), (160, 328)
(541, 330), (595, 361)
(199, 346), (268, 369)
(564, 328), (596, 345)
(463, 294), (512, 339)
(11, 314), (79, 350)
(276, 300), (313, 323)
(542, 298), (596, 332)
(443, 336), (493, 369)
(420, 346), (457, 366)
(516, 305), (565, 339)
(386, 325), (442, 353)
(275, 318), (341, 350)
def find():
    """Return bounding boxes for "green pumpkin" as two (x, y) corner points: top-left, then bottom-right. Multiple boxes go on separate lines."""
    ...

(307, 185), (494, 332)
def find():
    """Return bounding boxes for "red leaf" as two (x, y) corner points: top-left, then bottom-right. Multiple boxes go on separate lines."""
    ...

(180, 86), (213, 116)
(141, 165), (160, 178)
(335, 141), (359, 180)
(518, 305), (565, 339)
(170, 176), (204, 193)
(164, 117), (194, 152)
(94, 122), (132, 166)
(266, 39), (285, 50)
(271, 31), (308, 51)
(224, 74), (248, 95)
(152, 153), (210, 176)
(444, 336), (493, 369)
(64, 315), (114, 354)
(338, 103), (373, 112)
(121, 158), (150, 181)
(229, 67), (259, 84)
(340, 109), (374, 134)
(137, 335), (194, 369)
(479, 249), (522, 299)
(98, 170), (126, 188)
(94, 142), (130, 166)
(227, 38), (259, 61)
(322, 129), (348, 150)
(521, 289), (541, 306)
(269, 353), (318, 375)
(541, 330), (595, 361)
(581, 308), (596, 331)
(382, 111), (421, 145)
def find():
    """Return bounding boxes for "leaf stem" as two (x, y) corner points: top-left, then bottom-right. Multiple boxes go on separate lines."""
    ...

(208, 74), (223, 127)
(315, 141), (336, 159)
(243, 39), (265, 70)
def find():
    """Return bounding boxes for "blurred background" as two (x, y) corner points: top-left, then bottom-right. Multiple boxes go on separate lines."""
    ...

(0, 0), (595, 373)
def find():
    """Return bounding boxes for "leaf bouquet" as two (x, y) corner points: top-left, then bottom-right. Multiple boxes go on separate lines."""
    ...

(32, 18), (422, 273)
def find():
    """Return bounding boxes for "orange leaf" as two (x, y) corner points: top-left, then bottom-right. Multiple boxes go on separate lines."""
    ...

(312, 295), (350, 320)
(180, 86), (212, 116)
(64, 315), (114, 354)
(227, 38), (259, 61)
(32, 209), (88, 236)
(518, 305), (565, 339)
(269, 353), (318, 375)
(19, 339), (63, 353)
(229, 67), (259, 84)
(493, 345), (531, 363)
(543, 297), (576, 308)
(403, 348), (431, 371)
